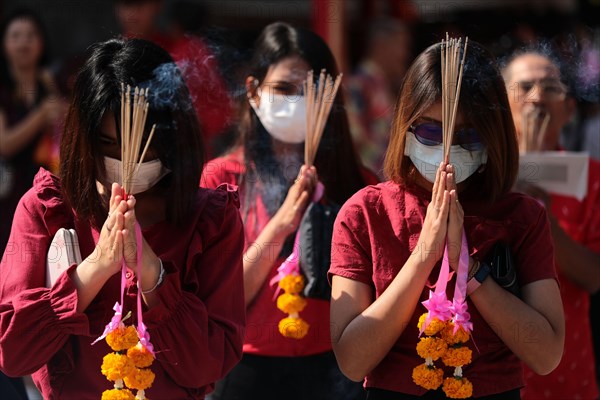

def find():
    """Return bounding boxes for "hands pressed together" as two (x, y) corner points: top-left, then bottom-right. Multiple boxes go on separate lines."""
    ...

(414, 162), (465, 271)
(273, 165), (318, 237)
(94, 182), (161, 291)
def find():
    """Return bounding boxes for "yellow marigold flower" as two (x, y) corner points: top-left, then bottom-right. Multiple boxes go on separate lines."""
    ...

(101, 388), (135, 400)
(442, 323), (470, 344)
(443, 376), (473, 399)
(278, 317), (309, 339)
(412, 363), (443, 390)
(101, 353), (134, 381)
(124, 367), (155, 390)
(276, 293), (307, 314)
(127, 343), (154, 368)
(278, 274), (305, 294)
(418, 313), (446, 336)
(416, 337), (448, 361)
(441, 346), (472, 367)
(106, 325), (139, 352)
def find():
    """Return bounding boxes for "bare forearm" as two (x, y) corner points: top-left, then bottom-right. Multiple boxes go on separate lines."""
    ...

(470, 278), (564, 375)
(0, 108), (47, 158)
(334, 254), (435, 381)
(243, 218), (287, 306)
(550, 217), (600, 293)
(71, 257), (114, 313)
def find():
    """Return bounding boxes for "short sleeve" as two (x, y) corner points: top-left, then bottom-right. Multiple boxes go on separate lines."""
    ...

(514, 199), (558, 286)
(328, 192), (374, 287)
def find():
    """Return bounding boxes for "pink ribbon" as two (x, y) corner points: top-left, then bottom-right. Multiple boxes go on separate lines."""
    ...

(134, 223), (155, 356)
(450, 229), (473, 334)
(420, 241), (453, 335)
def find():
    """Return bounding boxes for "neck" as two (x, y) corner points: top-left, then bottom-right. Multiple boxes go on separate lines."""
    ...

(134, 192), (167, 228)
(271, 139), (303, 179)
(10, 64), (37, 85)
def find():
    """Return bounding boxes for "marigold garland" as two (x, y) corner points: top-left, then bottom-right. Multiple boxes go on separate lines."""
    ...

(442, 323), (470, 345)
(101, 353), (135, 382)
(276, 293), (307, 314)
(101, 388), (135, 400)
(123, 367), (156, 390)
(418, 313), (446, 336)
(442, 346), (472, 367)
(106, 326), (140, 352)
(127, 343), (154, 368)
(279, 274), (305, 294)
(278, 316), (310, 339)
(443, 375), (473, 398)
(276, 274), (310, 339)
(412, 363), (444, 390)
(416, 337), (448, 361)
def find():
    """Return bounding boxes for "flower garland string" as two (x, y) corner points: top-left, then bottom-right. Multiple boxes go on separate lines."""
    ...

(95, 222), (156, 400)
(412, 230), (474, 398)
(269, 182), (325, 339)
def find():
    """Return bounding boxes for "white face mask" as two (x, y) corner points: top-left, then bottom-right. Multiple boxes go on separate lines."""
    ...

(98, 156), (171, 195)
(249, 93), (307, 144)
(404, 132), (487, 183)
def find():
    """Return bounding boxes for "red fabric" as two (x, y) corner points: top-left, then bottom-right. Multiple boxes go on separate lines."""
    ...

(201, 148), (377, 357)
(148, 33), (232, 156)
(522, 158), (600, 400)
(0, 169), (245, 399)
(329, 180), (558, 397)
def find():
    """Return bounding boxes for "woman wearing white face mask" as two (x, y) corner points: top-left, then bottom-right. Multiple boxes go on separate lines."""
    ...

(202, 22), (378, 400)
(0, 38), (246, 399)
(329, 41), (564, 399)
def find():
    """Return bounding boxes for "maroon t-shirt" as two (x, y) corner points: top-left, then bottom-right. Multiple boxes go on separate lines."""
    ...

(329, 180), (557, 397)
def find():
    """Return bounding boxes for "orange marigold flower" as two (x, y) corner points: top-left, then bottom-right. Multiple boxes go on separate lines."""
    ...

(124, 367), (155, 391)
(418, 313), (446, 336)
(106, 325), (139, 352)
(412, 363), (443, 390)
(101, 353), (134, 382)
(442, 323), (470, 344)
(278, 317), (309, 339)
(416, 337), (448, 361)
(441, 346), (472, 367)
(443, 376), (473, 398)
(127, 343), (154, 368)
(276, 293), (307, 314)
(278, 274), (305, 294)
(101, 388), (135, 400)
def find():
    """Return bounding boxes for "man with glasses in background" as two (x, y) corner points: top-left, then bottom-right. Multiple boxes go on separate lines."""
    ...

(503, 50), (600, 400)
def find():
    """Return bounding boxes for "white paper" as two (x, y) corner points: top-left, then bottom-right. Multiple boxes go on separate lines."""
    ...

(518, 151), (589, 201)
(46, 228), (83, 287)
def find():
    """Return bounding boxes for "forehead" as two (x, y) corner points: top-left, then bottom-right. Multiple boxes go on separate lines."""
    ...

(6, 18), (38, 34)
(264, 55), (311, 84)
(509, 54), (560, 82)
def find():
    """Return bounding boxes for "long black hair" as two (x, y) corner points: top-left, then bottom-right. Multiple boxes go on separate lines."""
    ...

(238, 22), (368, 216)
(60, 38), (204, 228)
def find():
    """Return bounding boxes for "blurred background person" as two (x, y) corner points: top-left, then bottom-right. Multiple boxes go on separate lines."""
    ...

(0, 8), (66, 256)
(503, 49), (600, 400)
(0, 9), (66, 399)
(202, 22), (377, 400)
(346, 17), (412, 178)
(114, 0), (232, 158)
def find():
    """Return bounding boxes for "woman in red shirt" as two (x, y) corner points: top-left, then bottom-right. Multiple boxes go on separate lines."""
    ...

(0, 38), (245, 399)
(202, 22), (377, 400)
(329, 41), (565, 399)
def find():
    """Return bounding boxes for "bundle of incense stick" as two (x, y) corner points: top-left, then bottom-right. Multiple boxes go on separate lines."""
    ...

(441, 34), (469, 161)
(520, 109), (550, 153)
(303, 69), (343, 167)
(120, 84), (156, 195)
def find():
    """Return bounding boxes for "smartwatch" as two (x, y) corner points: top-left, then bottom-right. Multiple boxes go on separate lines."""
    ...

(467, 260), (491, 295)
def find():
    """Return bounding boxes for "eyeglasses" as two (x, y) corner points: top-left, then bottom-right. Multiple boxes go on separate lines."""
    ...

(409, 122), (484, 151)
(514, 79), (568, 102)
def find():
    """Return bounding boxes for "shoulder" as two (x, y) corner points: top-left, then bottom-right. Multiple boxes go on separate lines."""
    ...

(337, 182), (396, 228)
(201, 148), (245, 188)
(193, 184), (243, 245)
(17, 169), (71, 230)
